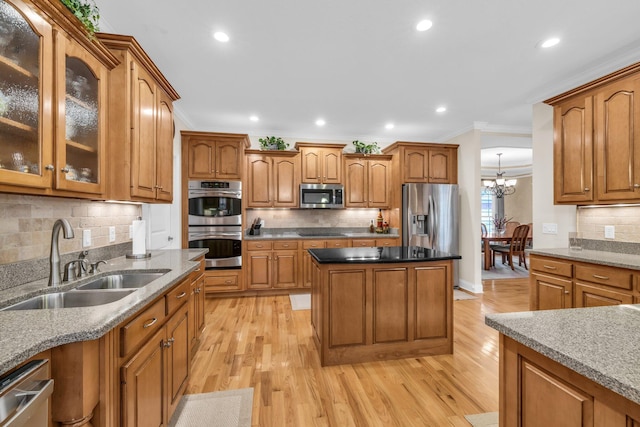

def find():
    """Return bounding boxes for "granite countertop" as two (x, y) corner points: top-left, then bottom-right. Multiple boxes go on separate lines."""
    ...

(486, 304), (640, 405)
(309, 246), (461, 264)
(0, 249), (207, 376)
(530, 247), (640, 271)
(244, 227), (400, 240)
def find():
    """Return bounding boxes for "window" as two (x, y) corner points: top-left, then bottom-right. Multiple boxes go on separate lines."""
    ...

(481, 188), (494, 232)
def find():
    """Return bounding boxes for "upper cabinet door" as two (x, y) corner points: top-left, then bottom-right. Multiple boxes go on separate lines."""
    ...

(300, 147), (322, 183)
(368, 159), (390, 208)
(155, 90), (174, 202)
(130, 63), (157, 199)
(54, 32), (107, 195)
(0, 0), (53, 189)
(427, 148), (454, 183)
(553, 96), (594, 204)
(187, 139), (215, 179)
(322, 149), (342, 184)
(345, 159), (367, 207)
(595, 76), (640, 201)
(215, 140), (242, 180)
(403, 148), (428, 182)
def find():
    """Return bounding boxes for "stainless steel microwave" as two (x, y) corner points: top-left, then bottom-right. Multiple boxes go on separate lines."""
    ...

(299, 183), (344, 209)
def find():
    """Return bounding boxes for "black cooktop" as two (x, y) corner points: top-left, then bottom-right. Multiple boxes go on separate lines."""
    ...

(308, 246), (461, 264)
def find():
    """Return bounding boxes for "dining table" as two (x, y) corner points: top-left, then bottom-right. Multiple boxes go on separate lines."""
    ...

(482, 232), (514, 270)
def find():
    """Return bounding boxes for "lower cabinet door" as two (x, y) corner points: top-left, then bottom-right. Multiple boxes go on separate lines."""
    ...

(121, 328), (166, 427)
(531, 272), (572, 310)
(166, 304), (190, 421)
(574, 282), (633, 307)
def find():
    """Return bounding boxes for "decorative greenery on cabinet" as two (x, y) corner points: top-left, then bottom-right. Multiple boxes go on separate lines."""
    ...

(59, 0), (100, 36)
(259, 136), (289, 150)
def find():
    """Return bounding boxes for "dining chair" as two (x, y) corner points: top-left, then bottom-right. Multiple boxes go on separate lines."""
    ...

(505, 221), (520, 236)
(492, 224), (531, 270)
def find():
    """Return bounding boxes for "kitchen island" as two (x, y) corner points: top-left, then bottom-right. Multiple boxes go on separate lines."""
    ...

(309, 246), (461, 366)
(486, 305), (640, 426)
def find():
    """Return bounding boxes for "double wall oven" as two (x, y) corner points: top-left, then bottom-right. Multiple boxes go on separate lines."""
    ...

(187, 180), (242, 269)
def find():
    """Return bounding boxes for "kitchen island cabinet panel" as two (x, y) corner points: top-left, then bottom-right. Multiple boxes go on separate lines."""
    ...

(373, 269), (408, 343)
(328, 270), (366, 347)
(415, 265), (449, 340)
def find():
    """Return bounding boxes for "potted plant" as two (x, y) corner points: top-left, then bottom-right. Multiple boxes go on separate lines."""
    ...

(259, 136), (289, 151)
(60, 0), (100, 37)
(352, 140), (380, 154)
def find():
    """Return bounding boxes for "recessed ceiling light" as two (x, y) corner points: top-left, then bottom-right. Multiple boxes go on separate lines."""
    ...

(249, 115), (259, 122)
(416, 19), (433, 32)
(315, 119), (326, 127)
(436, 106), (447, 113)
(213, 31), (230, 42)
(540, 37), (560, 48)
(385, 123), (395, 130)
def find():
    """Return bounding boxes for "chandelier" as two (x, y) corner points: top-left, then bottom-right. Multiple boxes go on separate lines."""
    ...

(483, 153), (517, 198)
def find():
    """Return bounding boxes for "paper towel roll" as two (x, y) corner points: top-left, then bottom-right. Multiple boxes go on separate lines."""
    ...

(132, 219), (146, 255)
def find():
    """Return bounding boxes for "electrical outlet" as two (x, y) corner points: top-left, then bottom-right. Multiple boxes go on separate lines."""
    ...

(109, 226), (116, 242)
(604, 225), (615, 239)
(542, 223), (558, 234)
(129, 225), (133, 239)
(82, 229), (92, 247)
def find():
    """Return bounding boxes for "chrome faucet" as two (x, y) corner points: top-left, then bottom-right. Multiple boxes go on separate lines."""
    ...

(48, 219), (74, 286)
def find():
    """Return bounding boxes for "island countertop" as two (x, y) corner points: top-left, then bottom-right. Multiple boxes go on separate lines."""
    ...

(308, 246), (461, 264)
(0, 249), (207, 376)
(486, 304), (640, 405)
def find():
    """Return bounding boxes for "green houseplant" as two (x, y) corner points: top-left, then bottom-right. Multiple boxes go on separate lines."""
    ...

(259, 136), (289, 150)
(60, 0), (100, 36)
(352, 140), (380, 154)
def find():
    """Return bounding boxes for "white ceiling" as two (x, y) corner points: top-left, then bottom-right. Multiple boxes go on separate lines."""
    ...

(95, 0), (640, 146)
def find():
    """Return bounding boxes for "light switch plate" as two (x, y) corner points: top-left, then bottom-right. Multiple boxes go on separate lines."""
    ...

(604, 225), (615, 239)
(542, 223), (558, 234)
(82, 229), (91, 247)
(109, 226), (116, 243)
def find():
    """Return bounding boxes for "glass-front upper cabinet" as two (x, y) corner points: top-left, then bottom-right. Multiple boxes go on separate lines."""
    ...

(0, 0), (53, 188)
(54, 32), (107, 195)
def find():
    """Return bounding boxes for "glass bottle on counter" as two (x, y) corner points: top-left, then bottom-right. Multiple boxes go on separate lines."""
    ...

(369, 220), (375, 233)
(377, 209), (383, 229)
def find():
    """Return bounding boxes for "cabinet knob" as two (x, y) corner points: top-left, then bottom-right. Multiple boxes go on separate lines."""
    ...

(564, 291), (570, 294)
(61, 167), (70, 173)
(584, 187), (590, 191)
(634, 184), (640, 189)
(45, 164), (54, 171)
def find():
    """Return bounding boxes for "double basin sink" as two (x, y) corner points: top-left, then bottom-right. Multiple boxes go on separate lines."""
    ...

(1, 272), (167, 311)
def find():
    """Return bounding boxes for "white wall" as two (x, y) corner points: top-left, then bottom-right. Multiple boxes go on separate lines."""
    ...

(531, 102), (576, 248)
(446, 129), (483, 293)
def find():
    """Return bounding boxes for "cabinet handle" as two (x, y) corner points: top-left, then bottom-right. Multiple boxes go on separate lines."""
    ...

(163, 337), (175, 348)
(61, 167), (70, 173)
(543, 265), (557, 270)
(584, 187), (590, 191)
(45, 164), (54, 171)
(564, 291), (570, 294)
(143, 318), (158, 329)
(176, 292), (187, 299)
(283, 244), (289, 247)
(224, 280), (232, 284)
(592, 274), (609, 280)
(634, 184), (640, 189)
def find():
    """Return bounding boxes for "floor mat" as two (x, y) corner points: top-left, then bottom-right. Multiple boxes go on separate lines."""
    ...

(290, 293), (311, 310)
(169, 388), (253, 427)
(464, 411), (498, 427)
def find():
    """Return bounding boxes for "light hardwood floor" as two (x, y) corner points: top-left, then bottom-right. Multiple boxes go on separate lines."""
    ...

(188, 278), (529, 426)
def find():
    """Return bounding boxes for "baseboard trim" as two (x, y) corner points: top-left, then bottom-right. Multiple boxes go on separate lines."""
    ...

(459, 278), (483, 294)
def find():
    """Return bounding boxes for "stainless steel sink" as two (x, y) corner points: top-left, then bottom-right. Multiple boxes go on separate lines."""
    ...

(0, 289), (136, 311)
(75, 272), (166, 290)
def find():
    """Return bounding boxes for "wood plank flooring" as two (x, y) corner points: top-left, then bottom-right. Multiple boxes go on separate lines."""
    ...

(188, 278), (529, 426)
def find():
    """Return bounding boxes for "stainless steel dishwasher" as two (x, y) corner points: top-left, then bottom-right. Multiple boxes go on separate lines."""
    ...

(0, 359), (53, 427)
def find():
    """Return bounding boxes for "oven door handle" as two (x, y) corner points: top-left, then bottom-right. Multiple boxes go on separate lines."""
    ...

(188, 190), (241, 198)
(189, 233), (242, 241)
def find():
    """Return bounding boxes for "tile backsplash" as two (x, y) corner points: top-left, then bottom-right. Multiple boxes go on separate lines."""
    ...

(246, 208), (388, 229)
(0, 193), (141, 264)
(577, 205), (640, 243)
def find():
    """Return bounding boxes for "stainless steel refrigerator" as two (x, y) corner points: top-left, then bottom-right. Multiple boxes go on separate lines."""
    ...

(402, 183), (459, 287)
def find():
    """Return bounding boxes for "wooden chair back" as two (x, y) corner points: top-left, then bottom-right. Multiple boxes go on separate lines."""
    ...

(510, 224), (530, 255)
(505, 221), (520, 236)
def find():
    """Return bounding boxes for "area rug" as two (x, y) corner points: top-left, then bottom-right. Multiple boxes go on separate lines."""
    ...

(454, 289), (477, 300)
(169, 388), (253, 427)
(481, 258), (530, 280)
(464, 411), (498, 427)
(290, 293), (311, 310)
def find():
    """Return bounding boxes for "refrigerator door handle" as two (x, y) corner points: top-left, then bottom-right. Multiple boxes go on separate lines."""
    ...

(428, 195), (436, 247)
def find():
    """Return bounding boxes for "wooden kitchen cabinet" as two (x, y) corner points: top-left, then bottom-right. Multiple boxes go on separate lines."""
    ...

(300, 239), (349, 288)
(552, 94), (594, 204)
(245, 150), (300, 208)
(295, 142), (345, 184)
(98, 33), (179, 203)
(188, 256), (205, 352)
(500, 335), (640, 427)
(204, 270), (243, 293)
(546, 62), (640, 205)
(344, 154), (392, 208)
(351, 238), (400, 247)
(0, 0), (118, 198)
(246, 240), (299, 289)
(530, 254), (637, 310)
(382, 142), (458, 184)
(183, 131), (249, 180)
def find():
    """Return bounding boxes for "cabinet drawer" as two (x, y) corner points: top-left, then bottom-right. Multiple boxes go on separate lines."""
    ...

(530, 257), (572, 278)
(165, 278), (190, 315)
(302, 240), (324, 250)
(205, 272), (242, 292)
(575, 264), (633, 290)
(352, 239), (376, 247)
(325, 239), (348, 248)
(120, 298), (165, 357)
(247, 241), (273, 251)
(190, 257), (205, 280)
(376, 239), (398, 247)
(274, 241), (298, 250)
